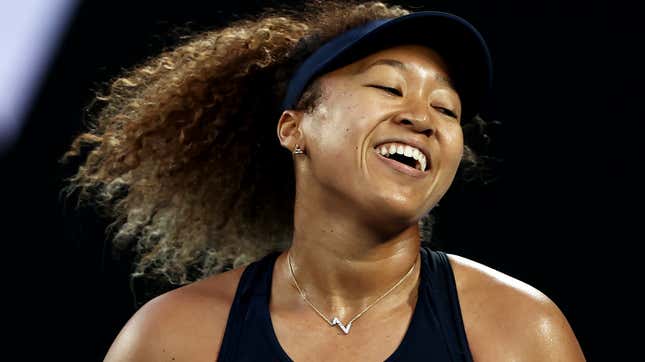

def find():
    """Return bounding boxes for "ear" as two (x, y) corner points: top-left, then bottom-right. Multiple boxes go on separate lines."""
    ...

(276, 109), (305, 152)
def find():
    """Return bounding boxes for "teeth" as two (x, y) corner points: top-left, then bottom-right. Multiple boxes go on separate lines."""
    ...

(396, 144), (405, 154)
(375, 142), (428, 172)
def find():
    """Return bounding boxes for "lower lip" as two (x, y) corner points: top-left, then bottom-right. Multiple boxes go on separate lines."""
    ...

(373, 151), (429, 178)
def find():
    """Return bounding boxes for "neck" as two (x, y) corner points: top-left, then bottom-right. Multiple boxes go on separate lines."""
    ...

(280, 183), (423, 320)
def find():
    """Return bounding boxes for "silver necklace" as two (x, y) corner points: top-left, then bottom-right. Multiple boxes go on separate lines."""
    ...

(286, 250), (419, 335)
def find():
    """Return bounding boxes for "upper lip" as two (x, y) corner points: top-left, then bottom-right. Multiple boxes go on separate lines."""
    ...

(373, 137), (432, 169)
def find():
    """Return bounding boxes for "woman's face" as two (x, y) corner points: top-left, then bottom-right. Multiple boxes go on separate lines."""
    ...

(284, 44), (464, 226)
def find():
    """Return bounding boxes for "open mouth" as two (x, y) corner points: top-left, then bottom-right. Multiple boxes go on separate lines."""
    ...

(384, 152), (421, 170)
(373, 144), (429, 172)
(373, 150), (429, 178)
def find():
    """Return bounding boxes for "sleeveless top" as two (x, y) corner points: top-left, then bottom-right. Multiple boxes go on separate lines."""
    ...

(217, 246), (473, 361)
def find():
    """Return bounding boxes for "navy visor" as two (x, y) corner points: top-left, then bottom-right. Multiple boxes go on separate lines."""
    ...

(281, 11), (493, 122)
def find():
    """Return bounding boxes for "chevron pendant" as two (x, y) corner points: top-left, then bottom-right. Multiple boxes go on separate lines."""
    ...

(331, 317), (353, 334)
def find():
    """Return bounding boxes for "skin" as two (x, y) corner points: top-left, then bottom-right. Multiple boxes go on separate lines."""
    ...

(103, 45), (586, 361)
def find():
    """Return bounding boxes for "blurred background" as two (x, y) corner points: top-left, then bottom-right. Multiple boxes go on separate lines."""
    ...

(1, 0), (641, 360)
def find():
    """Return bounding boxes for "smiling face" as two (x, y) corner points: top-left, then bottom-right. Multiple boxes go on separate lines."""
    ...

(278, 44), (464, 228)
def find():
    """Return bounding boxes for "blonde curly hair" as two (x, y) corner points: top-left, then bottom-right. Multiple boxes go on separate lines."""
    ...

(60, 0), (495, 305)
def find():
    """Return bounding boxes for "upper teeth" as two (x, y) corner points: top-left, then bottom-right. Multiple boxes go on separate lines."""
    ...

(376, 142), (427, 172)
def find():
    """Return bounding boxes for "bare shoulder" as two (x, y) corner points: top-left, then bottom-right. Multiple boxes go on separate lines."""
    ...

(446, 253), (586, 362)
(103, 265), (247, 362)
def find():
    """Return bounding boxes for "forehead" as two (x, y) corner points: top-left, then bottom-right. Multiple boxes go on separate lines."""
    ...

(359, 44), (450, 70)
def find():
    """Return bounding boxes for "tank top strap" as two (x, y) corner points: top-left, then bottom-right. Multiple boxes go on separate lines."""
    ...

(217, 250), (281, 361)
(421, 246), (474, 361)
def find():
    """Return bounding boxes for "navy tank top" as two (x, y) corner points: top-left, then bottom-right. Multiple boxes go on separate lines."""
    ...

(217, 246), (473, 361)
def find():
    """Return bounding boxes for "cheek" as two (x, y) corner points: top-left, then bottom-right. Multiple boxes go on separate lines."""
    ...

(444, 125), (464, 159)
(320, 96), (370, 150)
(308, 86), (381, 165)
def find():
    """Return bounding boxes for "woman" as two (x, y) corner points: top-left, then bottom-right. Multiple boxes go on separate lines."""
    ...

(62, 1), (585, 361)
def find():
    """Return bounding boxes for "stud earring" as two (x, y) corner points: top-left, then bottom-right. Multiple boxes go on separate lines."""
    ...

(293, 144), (305, 155)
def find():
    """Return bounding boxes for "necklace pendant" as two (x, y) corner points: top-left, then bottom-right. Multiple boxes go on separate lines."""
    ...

(331, 317), (352, 334)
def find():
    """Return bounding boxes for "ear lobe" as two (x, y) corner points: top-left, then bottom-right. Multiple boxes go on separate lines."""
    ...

(276, 110), (304, 148)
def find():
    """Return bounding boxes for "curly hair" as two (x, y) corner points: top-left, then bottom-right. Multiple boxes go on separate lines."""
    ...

(60, 0), (498, 305)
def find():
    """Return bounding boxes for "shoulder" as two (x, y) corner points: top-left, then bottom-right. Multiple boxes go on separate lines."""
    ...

(445, 253), (586, 362)
(103, 265), (247, 362)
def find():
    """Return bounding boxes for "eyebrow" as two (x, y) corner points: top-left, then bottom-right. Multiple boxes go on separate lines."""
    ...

(355, 58), (456, 89)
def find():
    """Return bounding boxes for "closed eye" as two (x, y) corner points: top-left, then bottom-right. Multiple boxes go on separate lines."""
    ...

(369, 85), (458, 119)
(368, 85), (402, 97)
(436, 107), (458, 118)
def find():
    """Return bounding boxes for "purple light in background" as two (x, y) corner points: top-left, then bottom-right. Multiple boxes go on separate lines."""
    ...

(0, 0), (79, 155)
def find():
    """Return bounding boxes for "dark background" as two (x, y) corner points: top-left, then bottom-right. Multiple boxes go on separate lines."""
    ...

(2, 0), (641, 360)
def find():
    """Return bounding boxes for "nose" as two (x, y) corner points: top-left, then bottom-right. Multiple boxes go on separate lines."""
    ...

(394, 109), (434, 138)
